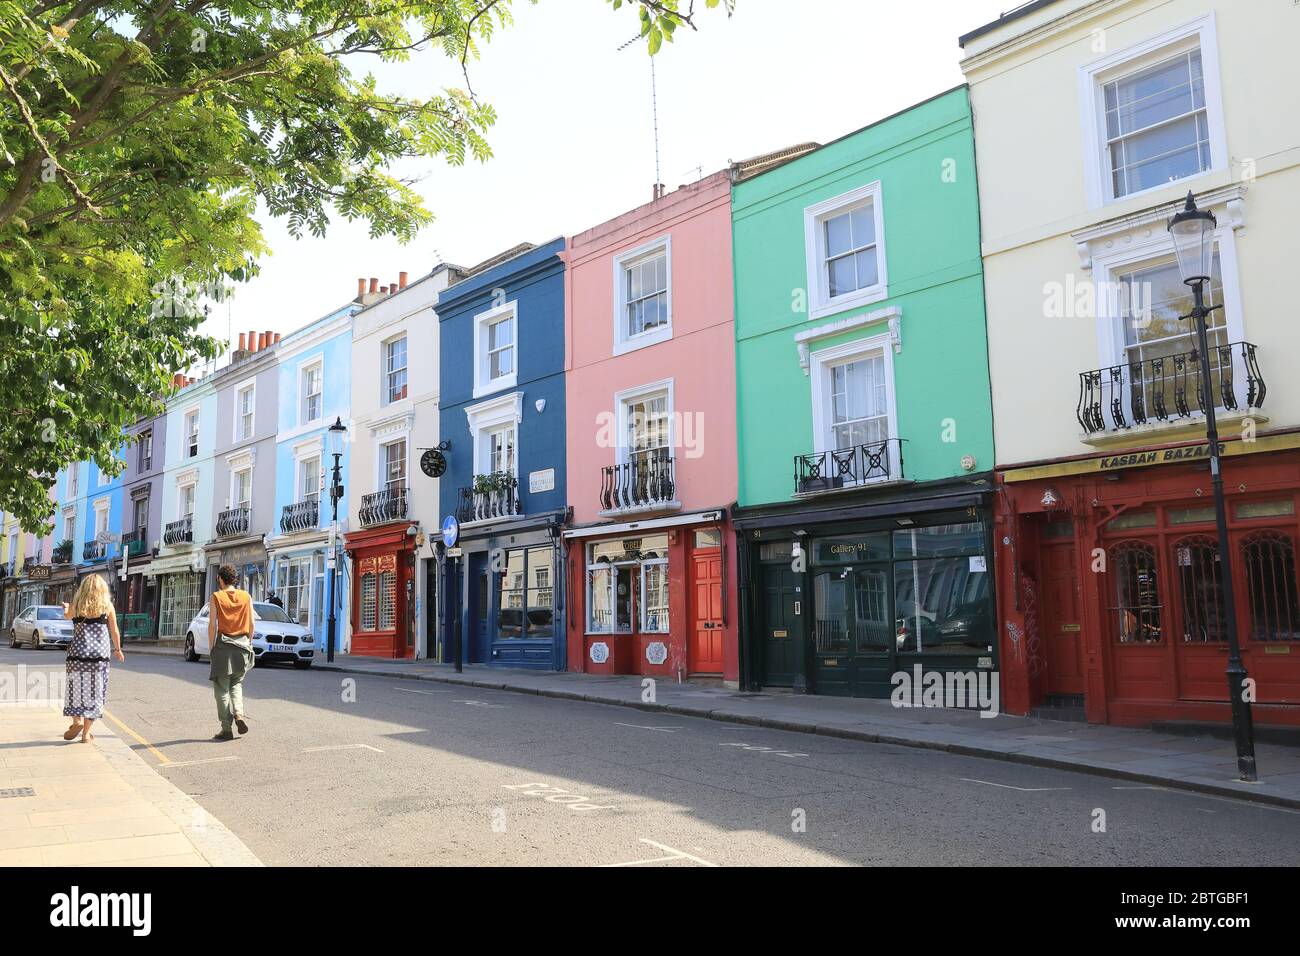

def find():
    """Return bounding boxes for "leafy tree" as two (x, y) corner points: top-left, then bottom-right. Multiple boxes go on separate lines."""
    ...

(0, 0), (730, 532)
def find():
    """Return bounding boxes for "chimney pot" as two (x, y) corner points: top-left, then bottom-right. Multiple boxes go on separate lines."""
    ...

(357, 277), (367, 298)
(248, 329), (257, 352)
(399, 271), (409, 289)
(238, 332), (246, 351)
(380, 285), (388, 295)
(274, 333), (281, 344)
(369, 277), (379, 294)
(264, 330), (273, 350)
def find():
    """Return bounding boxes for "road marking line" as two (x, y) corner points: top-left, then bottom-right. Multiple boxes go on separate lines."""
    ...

(601, 839), (718, 868)
(102, 709), (171, 766)
(302, 743), (385, 754)
(392, 686), (450, 696)
(456, 700), (505, 709)
(1112, 785), (1168, 791)
(159, 756), (242, 769)
(961, 778), (1071, 792)
(613, 722), (680, 733)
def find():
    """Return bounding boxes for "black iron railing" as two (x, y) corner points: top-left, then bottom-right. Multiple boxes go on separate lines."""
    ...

(457, 475), (521, 523)
(280, 499), (319, 534)
(163, 516), (193, 546)
(83, 540), (107, 561)
(123, 528), (148, 557)
(600, 453), (676, 513)
(360, 487), (408, 528)
(1078, 340), (1265, 434)
(216, 506), (250, 539)
(52, 543), (72, 565)
(794, 438), (904, 495)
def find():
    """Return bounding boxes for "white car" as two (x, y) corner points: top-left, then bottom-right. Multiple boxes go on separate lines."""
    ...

(9, 605), (75, 650)
(183, 601), (315, 669)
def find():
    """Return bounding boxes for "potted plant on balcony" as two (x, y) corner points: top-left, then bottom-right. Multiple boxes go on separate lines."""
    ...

(53, 539), (73, 564)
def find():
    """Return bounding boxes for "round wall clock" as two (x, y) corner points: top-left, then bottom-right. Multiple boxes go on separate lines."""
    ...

(420, 448), (447, 478)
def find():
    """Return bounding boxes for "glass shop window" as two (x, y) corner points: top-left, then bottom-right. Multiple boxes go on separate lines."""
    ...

(894, 555), (991, 654)
(1241, 531), (1300, 642)
(1174, 536), (1226, 643)
(496, 547), (554, 641)
(1109, 542), (1162, 644)
(586, 534), (668, 634)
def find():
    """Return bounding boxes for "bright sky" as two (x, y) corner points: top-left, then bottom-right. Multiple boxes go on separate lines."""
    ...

(205, 0), (1012, 351)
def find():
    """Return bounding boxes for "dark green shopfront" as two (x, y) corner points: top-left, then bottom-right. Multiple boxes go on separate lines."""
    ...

(734, 478), (998, 698)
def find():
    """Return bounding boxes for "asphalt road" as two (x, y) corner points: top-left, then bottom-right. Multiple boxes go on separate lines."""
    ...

(5, 644), (1299, 866)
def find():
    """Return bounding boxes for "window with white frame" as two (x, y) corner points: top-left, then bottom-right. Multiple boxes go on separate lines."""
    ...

(232, 468), (252, 511)
(301, 361), (323, 425)
(809, 335), (898, 484)
(97, 465), (110, 486)
(93, 502), (109, 540)
(184, 410), (199, 459)
(382, 439), (407, 492)
(473, 303), (516, 396)
(62, 513), (75, 544)
(613, 239), (672, 353)
(236, 383), (255, 441)
(485, 426), (515, 477)
(1081, 17), (1226, 205)
(619, 385), (671, 469)
(299, 455), (321, 504)
(804, 182), (887, 320)
(67, 467), (78, 498)
(179, 482), (196, 518)
(585, 534), (670, 634)
(278, 556), (313, 627)
(384, 336), (408, 405)
(138, 430), (152, 471)
(132, 497), (148, 535)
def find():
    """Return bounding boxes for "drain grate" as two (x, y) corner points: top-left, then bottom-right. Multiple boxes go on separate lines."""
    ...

(0, 787), (36, 799)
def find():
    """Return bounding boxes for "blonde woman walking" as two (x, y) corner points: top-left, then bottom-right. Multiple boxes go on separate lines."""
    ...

(62, 575), (124, 743)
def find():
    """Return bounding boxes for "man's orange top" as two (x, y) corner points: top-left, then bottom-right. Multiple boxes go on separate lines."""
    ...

(212, 588), (254, 638)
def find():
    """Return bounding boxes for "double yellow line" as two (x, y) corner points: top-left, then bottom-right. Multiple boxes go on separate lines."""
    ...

(103, 708), (172, 766)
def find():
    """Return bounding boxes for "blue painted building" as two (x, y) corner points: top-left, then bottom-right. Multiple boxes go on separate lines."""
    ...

(75, 448), (126, 600)
(436, 240), (568, 670)
(266, 302), (358, 658)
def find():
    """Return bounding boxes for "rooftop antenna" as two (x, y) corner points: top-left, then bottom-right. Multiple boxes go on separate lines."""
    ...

(618, 33), (661, 196)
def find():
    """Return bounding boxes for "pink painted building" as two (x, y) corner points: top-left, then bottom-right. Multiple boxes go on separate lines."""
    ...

(562, 171), (742, 684)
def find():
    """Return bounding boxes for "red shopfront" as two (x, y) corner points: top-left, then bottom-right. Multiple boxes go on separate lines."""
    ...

(995, 434), (1300, 728)
(344, 524), (418, 659)
(564, 511), (739, 684)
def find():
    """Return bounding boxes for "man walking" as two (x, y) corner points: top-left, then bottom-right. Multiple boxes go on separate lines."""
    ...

(210, 565), (255, 741)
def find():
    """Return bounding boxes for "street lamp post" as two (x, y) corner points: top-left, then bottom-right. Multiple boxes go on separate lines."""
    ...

(1168, 192), (1257, 782)
(326, 417), (347, 664)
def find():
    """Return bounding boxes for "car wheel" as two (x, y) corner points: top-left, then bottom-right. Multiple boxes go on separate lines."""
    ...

(7, 629), (17, 649)
(184, 634), (199, 663)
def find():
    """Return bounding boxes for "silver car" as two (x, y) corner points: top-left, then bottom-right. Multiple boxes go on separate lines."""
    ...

(9, 605), (75, 650)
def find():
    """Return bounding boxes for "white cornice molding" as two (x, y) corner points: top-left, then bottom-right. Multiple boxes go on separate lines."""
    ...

(174, 468), (199, 487)
(370, 410), (415, 440)
(961, 0), (1130, 74)
(225, 447), (256, 470)
(794, 305), (901, 375)
(1073, 185), (1248, 271)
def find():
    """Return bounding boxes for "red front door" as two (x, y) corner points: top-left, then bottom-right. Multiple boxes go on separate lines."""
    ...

(690, 549), (723, 674)
(1041, 539), (1086, 695)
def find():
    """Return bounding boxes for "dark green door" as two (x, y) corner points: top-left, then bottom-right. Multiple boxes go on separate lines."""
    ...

(811, 565), (895, 698)
(760, 563), (804, 687)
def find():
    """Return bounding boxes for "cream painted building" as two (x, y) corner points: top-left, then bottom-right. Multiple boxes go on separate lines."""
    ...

(346, 264), (463, 660)
(961, 0), (1300, 727)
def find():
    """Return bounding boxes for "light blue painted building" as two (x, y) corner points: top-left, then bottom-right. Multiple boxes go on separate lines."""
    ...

(267, 302), (359, 655)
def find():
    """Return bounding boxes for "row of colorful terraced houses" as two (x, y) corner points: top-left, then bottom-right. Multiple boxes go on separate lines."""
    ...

(3, 0), (1299, 728)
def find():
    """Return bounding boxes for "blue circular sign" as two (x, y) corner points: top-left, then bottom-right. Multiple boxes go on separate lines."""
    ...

(441, 514), (460, 549)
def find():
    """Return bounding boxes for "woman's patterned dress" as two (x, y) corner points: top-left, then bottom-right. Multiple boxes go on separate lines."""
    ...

(63, 615), (111, 719)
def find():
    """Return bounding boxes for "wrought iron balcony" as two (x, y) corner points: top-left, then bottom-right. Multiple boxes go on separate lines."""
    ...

(216, 506), (250, 539)
(163, 516), (193, 546)
(360, 487), (409, 528)
(600, 453), (676, 513)
(122, 528), (148, 558)
(83, 540), (107, 561)
(1078, 341), (1265, 435)
(280, 499), (320, 534)
(457, 475), (521, 524)
(794, 438), (905, 495)
(52, 543), (72, 565)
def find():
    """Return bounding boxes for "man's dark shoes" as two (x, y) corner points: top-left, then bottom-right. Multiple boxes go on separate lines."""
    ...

(213, 729), (235, 741)
(235, 716), (249, 735)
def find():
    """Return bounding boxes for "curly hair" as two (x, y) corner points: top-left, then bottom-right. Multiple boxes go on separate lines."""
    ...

(70, 574), (114, 620)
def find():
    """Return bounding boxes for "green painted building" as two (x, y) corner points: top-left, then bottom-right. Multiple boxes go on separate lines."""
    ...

(730, 86), (998, 698)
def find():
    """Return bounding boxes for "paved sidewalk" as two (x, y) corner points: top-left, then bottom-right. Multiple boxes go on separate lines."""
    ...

(0, 703), (261, 867)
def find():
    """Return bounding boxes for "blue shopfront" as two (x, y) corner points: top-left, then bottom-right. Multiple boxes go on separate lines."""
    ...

(437, 240), (569, 670)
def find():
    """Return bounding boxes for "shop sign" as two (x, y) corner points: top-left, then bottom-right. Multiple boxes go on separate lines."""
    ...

(26, 566), (51, 580)
(645, 641), (668, 665)
(589, 642), (610, 664)
(1003, 432), (1300, 484)
(814, 534), (889, 564)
